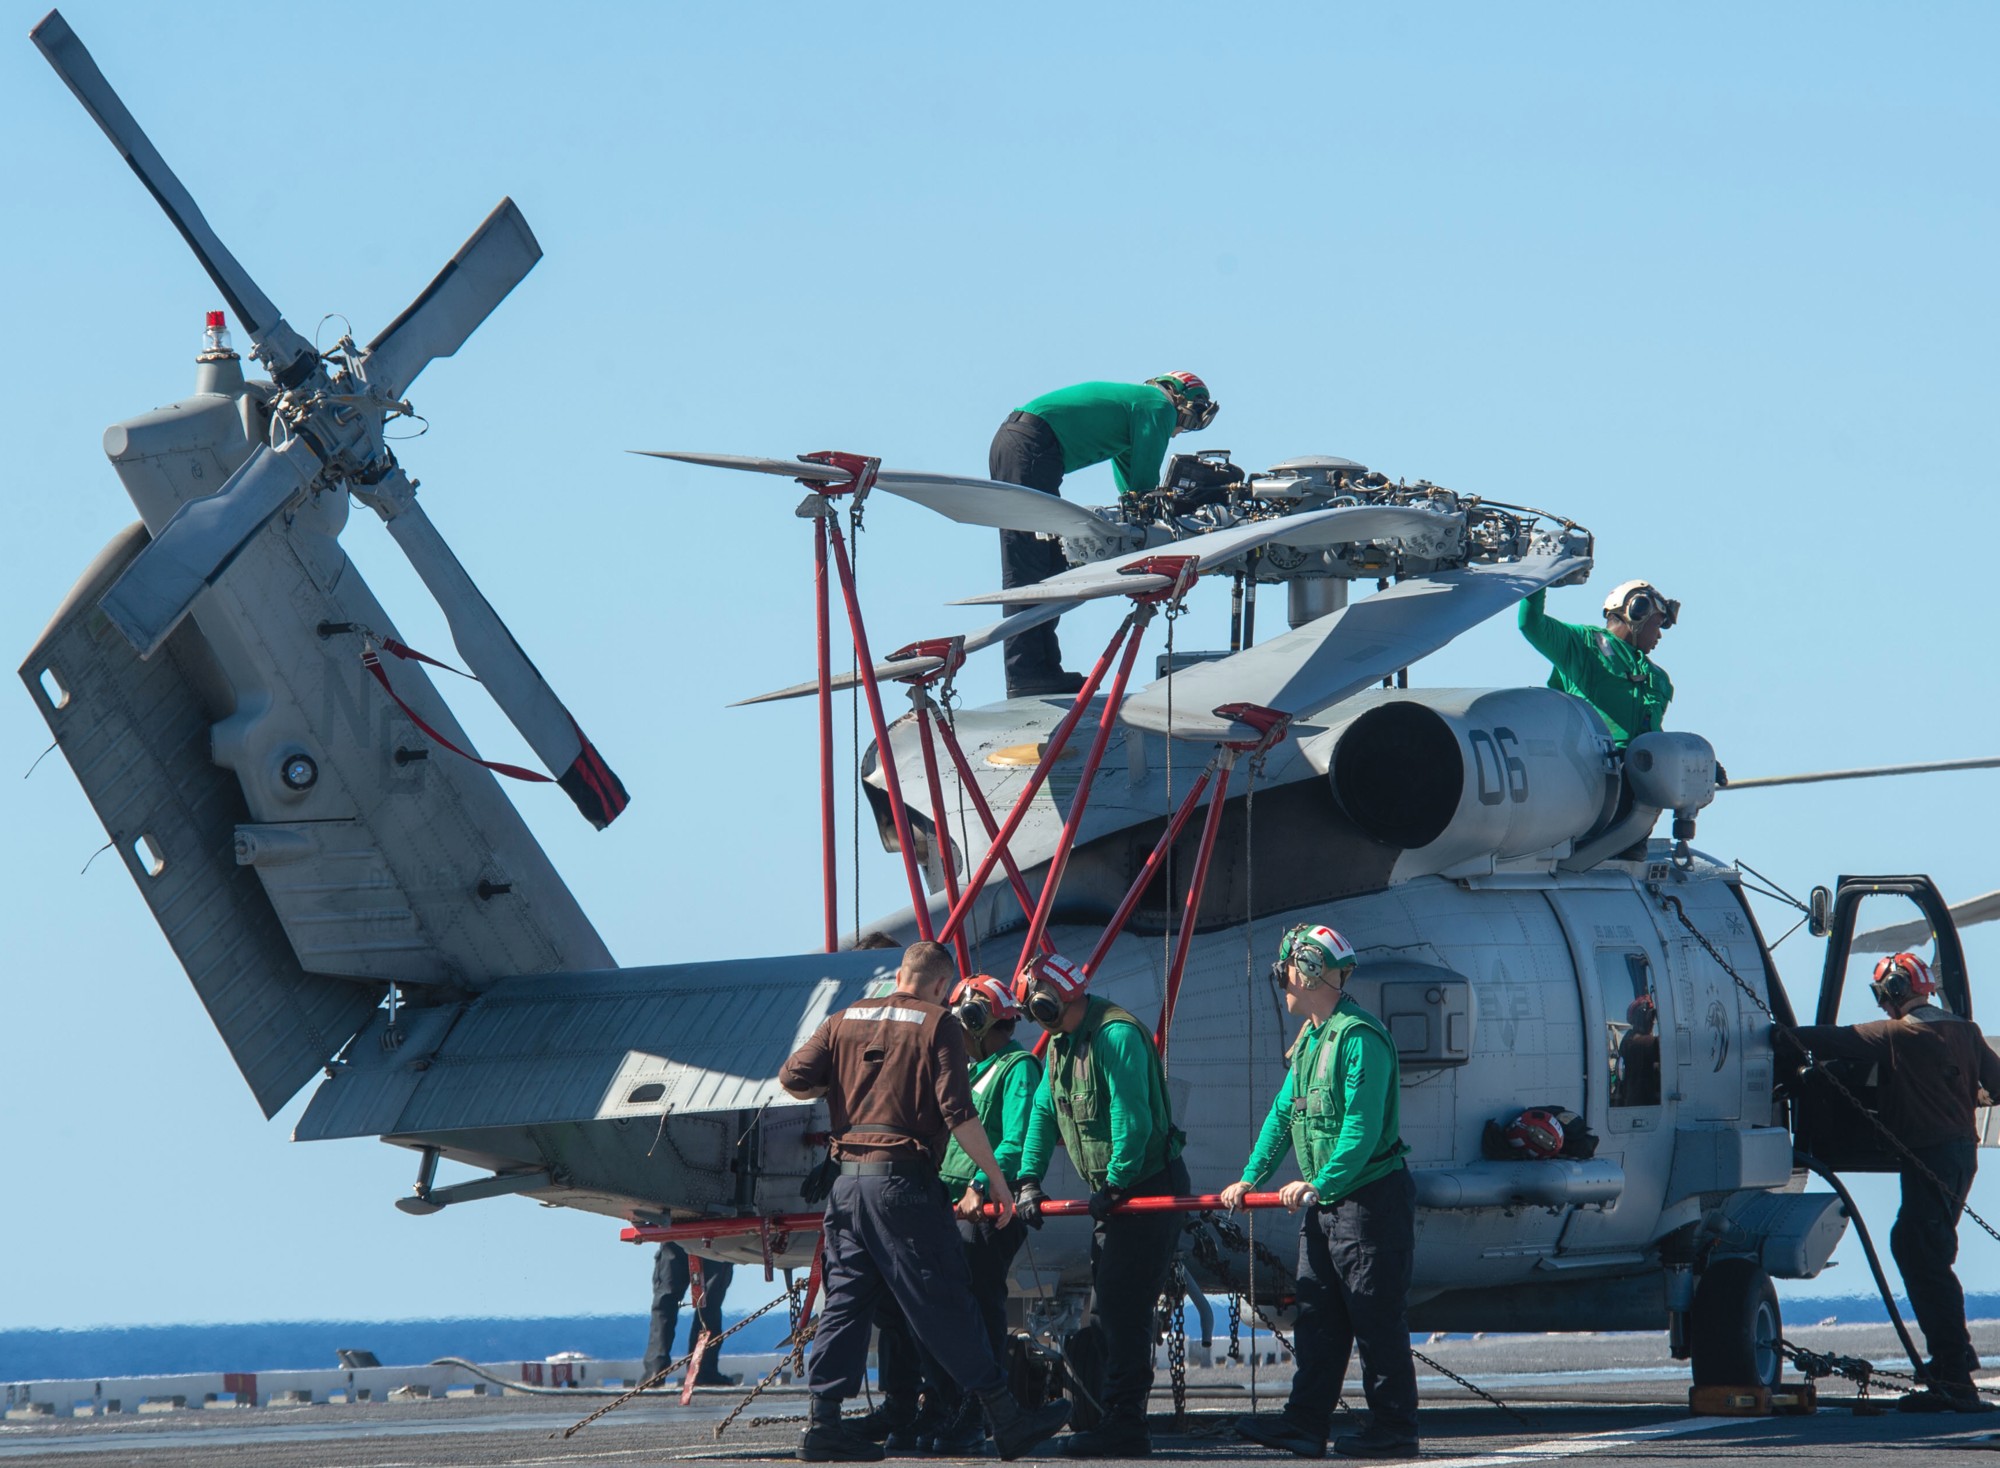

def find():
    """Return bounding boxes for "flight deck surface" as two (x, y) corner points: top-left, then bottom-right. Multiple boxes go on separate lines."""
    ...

(3, 1325), (1996, 1467)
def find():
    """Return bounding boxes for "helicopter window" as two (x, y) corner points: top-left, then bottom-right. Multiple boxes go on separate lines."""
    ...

(1598, 951), (1660, 1108)
(1835, 892), (1941, 1026)
(131, 833), (166, 879)
(626, 1083), (666, 1104)
(37, 666), (68, 710)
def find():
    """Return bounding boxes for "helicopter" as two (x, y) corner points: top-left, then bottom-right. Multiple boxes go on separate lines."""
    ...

(18, 9), (2000, 1400)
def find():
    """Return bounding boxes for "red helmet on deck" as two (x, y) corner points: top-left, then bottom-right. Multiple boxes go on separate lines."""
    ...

(949, 974), (1020, 1037)
(1503, 1108), (1566, 1161)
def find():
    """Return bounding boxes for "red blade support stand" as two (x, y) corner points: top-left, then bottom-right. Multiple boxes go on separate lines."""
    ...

(802, 453), (934, 940)
(623, 1192), (1297, 1248)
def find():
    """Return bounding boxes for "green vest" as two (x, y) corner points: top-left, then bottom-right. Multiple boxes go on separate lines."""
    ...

(1048, 998), (1182, 1192)
(939, 1043), (1037, 1190)
(1293, 1000), (1407, 1195)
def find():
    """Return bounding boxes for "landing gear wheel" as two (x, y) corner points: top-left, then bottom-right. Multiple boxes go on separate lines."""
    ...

(1689, 1257), (1782, 1388)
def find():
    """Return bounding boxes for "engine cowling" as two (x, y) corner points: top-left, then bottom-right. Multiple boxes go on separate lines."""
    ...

(1326, 688), (1620, 879)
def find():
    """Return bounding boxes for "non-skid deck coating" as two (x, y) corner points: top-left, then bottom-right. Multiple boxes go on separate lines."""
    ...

(3, 1324), (1996, 1467)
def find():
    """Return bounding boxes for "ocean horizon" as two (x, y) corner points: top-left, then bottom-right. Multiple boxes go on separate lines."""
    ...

(0, 1291), (1971, 1382)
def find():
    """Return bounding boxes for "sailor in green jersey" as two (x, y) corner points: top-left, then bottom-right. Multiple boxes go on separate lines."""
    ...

(1224, 925), (1419, 1461)
(1517, 579), (1677, 745)
(1013, 953), (1190, 1459)
(989, 373), (1218, 697)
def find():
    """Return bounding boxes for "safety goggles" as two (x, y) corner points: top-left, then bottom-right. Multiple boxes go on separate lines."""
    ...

(1176, 396), (1220, 433)
(1620, 589), (1679, 629)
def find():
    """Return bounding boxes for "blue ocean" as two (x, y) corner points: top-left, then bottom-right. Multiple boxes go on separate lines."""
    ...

(0, 1294), (1969, 1381)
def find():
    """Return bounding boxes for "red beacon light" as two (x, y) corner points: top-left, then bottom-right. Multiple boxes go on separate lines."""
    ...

(199, 308), (234, 359)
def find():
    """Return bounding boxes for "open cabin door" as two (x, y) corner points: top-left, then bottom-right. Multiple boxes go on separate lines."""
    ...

(1789, 874), (1972, 1173)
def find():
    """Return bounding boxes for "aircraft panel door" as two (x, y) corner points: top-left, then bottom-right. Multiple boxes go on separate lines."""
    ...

(1543, 887), (1675, 1255)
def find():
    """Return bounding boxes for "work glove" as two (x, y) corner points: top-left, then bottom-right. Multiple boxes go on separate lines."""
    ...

(1087, 1185), (1129, 1224)
(1016, 1179), (1049, 1230)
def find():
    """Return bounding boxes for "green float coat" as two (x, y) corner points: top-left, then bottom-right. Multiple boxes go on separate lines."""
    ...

(1241, 995), (1408, 1204)
(1020, 998), (1181, 1192)
(939, 1040), (1041, 1192)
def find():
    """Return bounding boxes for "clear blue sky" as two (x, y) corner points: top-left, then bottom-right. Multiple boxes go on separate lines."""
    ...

(2, 2), (1995, 1331)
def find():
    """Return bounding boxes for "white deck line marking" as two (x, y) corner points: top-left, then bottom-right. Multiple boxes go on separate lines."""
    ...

(1415, 1414), (1773, 1466)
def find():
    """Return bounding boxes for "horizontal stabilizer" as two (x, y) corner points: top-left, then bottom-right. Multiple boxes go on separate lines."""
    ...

(952, 502), (1454, 606)
(733, 600), (1080, 706)
(1121, 552), (1590, 741)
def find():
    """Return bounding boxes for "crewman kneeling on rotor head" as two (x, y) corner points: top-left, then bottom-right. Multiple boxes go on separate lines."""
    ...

(1776, 952), (2000, 1414)
(1013, 952), (1190, 1458)
(1517, 579), (1676, 746)
(990, 373), (1218, 698)
(779, 941), (1072, 1462)
(1223, 924), (1419, 1460)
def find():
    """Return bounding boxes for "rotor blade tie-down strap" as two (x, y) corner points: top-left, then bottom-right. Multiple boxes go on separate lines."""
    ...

(362, 647), (552, 784)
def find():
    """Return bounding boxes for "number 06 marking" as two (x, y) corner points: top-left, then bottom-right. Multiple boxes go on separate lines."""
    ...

(1471, 727), (1530, 806)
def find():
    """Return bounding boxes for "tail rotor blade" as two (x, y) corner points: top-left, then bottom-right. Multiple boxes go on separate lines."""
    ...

(99, 440), (320, 656)
(31, 11), (311, 375)
(381, 495), (629, 828)
(364, 199), (543, 402)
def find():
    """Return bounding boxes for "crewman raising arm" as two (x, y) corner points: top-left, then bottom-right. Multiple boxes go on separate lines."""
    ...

(1518, 579), (1676, 745)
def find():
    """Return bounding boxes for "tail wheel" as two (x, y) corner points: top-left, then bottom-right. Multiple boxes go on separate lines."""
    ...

(1689, 1257), (1782, 1388)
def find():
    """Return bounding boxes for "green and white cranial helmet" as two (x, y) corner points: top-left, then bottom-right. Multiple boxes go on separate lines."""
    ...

(1279, 923), (1357, 986)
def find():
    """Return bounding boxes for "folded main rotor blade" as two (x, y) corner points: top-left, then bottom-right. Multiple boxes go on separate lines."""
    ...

(631, 450), (858, 484)
(32, 12), (310, 373)
(383, 499), (630, 828)
(1853, 891), (2000, 953)
(1121, 553), (1590, 742)
(952, 503), (1453, 606)
(634, 453), (1122, 537)
(363, 199), (542, 402)
(731, 601), (1082, 707)
(871, 472), (1122, 540)
(99, 439), (321, 656)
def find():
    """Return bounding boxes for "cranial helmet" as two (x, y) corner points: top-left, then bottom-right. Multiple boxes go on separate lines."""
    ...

(1018, 952), (1088, 1027)
(1503, 1108), (1567, 1161)
(950, 973), (1020, 1038)
(1625, 994), (1657, 1034)
(1276, 923), (1357, 988)
(1870, 951), (1938, 1011)
(1149, 371), (1219, 433)
(1602, 579), (1680, 630)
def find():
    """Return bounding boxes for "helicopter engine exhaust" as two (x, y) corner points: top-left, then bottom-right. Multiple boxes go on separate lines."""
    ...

(1329, 688), (1622, 878)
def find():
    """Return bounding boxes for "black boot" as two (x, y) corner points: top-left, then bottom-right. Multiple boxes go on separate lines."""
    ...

(979, 1385), (1072, 1461)
(1236, 1410), (1328, 1457)
(892, 1396), (947, 1452)
(851, 1396), (922, 1444)
(1060, 1409), (1150, 1458)
(1331, 1423), (1419, 1459)
(932, 1394), (988, 1455)
(800, 1398), (889, 1462)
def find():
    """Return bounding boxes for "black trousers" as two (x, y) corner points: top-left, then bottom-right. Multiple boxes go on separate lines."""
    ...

(644, 1244), (734, 1379)
(1286, 1168), (1419, 1440)
(807, 1172), (1007, 1404)
(1892, 1139), (1980, 1383)
(929, 1215), (1029, 1414)
(989, 410), (1070, 693)
(875, 1214), (1028, 1414)
(1090, 1155), (1191, 1422)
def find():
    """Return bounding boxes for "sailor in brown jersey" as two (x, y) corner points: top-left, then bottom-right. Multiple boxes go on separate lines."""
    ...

(1781, 951), (2000, 1413)
(780, 940), (1070, 1462)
